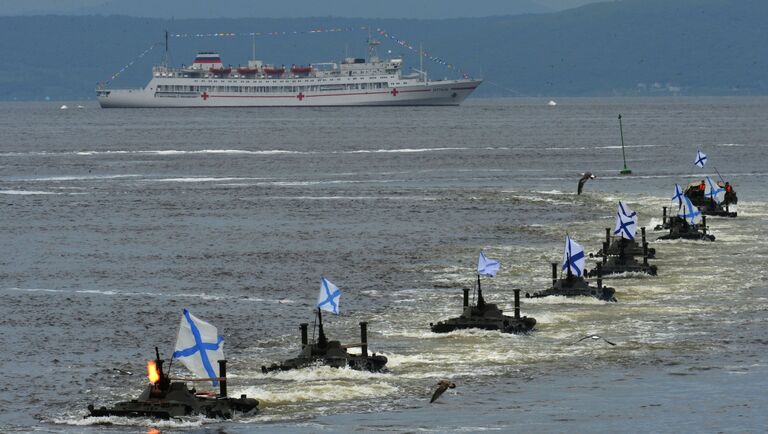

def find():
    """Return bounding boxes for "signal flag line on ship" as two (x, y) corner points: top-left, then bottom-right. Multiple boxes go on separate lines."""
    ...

(375, 27), (473, 78)
(168, 26), (369, 39)
(101, 42), (160, 85)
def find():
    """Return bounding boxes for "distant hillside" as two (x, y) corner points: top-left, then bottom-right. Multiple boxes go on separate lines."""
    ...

(2, 0), (559, 18)
(0, 0), (766, 100)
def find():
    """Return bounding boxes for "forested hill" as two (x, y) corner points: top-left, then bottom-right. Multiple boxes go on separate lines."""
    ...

(1, 0), (765, 100)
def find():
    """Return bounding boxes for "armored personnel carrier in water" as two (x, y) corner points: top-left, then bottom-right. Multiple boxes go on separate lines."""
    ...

(594, 227), (656, 259)
(527, 263), (617, 302)
(87, 349), (259, 420)
(262, 312), (387, 373)
(657, 215), (715, 241)
(685, 179), (737, 217)
(430, 279), (536, 334)
(589, 227), (657, 276)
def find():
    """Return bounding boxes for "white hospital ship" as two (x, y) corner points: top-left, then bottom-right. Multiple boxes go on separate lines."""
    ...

(97, 37), (481, 108)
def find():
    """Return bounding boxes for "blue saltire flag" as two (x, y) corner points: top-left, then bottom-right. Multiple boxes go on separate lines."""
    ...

(705, 176), (725, 205)
(672, 184), (684, 209)
(317, 277), (341, 315)
(679, 195), (701, 225)
(173, 309), (225, 386)
(562, 235), (586, 277)
(477, 250), (500, 277)
(613, 201), (638, 240)
(694, 149), (708, 168)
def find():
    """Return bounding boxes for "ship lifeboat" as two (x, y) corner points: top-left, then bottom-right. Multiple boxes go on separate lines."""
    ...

(290, 65), (312, 74)
(237, 67), (259, 75)
(263, 67), (285, 75)
(209, 67), (232, 75)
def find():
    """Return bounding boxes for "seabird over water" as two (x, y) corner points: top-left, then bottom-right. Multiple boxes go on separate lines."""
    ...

(575, 334), (616, 346)
(430, 380), (456, 403)
(577, 172), (596, 195)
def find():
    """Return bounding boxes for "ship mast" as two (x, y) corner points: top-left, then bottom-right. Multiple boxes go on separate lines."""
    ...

(419, 42), (424, 82)
(367, 27), (380, 62)
(161, 30), (171, 69)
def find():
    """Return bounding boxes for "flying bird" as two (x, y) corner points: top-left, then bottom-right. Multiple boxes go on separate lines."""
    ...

(430, 380), (456, 403)
(575, 334), (616, 346)
(577, 172), (596, 195)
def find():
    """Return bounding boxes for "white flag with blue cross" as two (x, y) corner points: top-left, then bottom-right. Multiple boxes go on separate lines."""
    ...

(694, 149), (707, 168)
(173, 309), (225, 386)
(317, 277), (341, 315)
(562, 235), (586, 277)
(613, 201), (638, 240)
(672, 184), (684, 209)
(477, 250), (500, 277)
(678, 195), (701, 225)
(704, 176), (725, 205)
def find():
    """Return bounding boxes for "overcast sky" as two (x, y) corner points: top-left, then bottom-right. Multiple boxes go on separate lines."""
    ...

(2, 0), (606, 18)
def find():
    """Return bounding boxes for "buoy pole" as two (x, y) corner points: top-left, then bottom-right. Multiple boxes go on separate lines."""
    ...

(618, 114), (632, 175)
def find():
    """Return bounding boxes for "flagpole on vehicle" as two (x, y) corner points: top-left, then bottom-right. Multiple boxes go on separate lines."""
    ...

(713, 166), (726, 183)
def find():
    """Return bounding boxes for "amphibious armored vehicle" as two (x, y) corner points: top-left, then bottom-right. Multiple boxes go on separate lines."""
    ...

(589, 227), (657, 276)
(527, 263), (617, 302)
(685, 181), (737, 217)
(262, 313), (387, 373)
(594, 227), (656, 259)
(87, 349), (258, 420)
(657, 215), (715, 241)
(430, 281), (536, 334)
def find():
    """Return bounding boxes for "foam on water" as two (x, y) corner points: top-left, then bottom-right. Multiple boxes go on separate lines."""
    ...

(236, 381), (399, 406)
(0, 189), (61, 195)
(52, 414), (207, 428)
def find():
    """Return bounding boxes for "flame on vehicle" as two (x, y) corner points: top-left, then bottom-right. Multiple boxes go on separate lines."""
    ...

(147, 360), (160, 384)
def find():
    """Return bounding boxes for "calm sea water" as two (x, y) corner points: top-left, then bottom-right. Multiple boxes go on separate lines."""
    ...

(0, 97), (767, 433)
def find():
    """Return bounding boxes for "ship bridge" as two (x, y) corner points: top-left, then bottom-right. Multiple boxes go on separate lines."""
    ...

(339, 57), (402, 77)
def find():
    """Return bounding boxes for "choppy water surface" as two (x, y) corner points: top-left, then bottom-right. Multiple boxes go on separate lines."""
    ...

(1, 97), (767, 433)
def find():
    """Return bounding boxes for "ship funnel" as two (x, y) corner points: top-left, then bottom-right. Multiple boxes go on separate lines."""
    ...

(605, 227), (611, 244)
(360, 322), (368, 357)
(513, 289), (521, 319)
(463, 288), (470, 307)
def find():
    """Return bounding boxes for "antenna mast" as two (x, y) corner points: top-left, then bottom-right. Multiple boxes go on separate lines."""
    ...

(419, 42), (424, 82)
(367, 27), (380, 62)
(162, 30), (170, 68)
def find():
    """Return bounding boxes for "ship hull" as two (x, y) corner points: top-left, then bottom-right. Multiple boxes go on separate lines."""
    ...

(98, 80), (481, 108)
